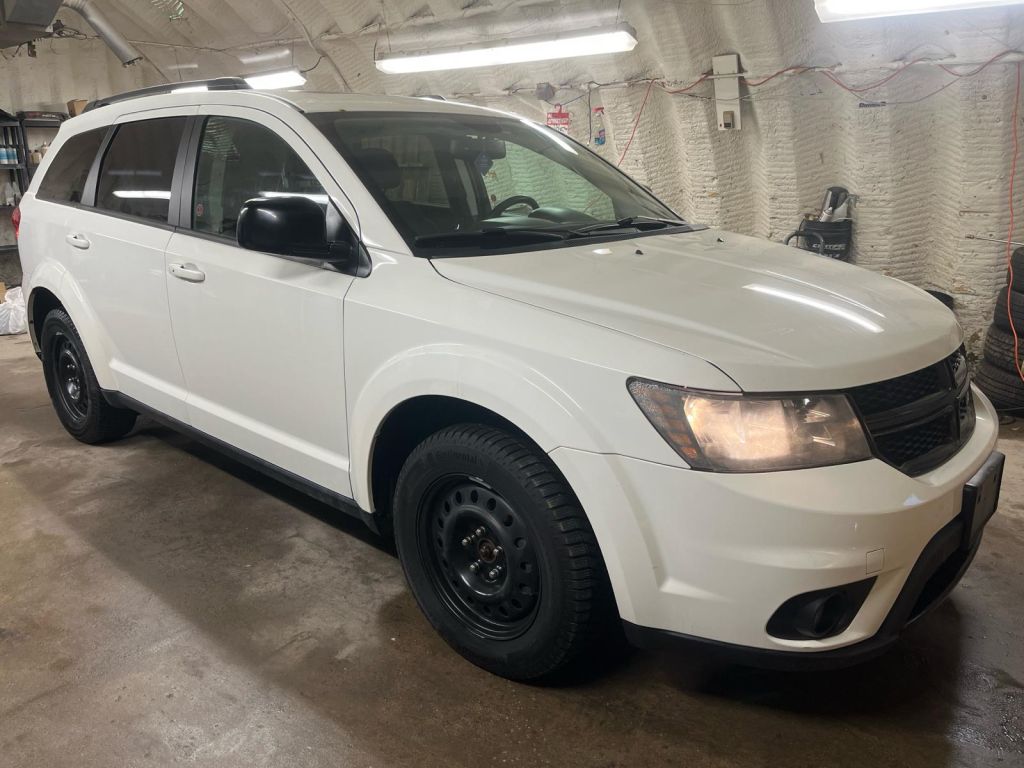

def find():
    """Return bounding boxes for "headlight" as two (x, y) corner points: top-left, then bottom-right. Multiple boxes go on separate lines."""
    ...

(627, 378), (871, 472)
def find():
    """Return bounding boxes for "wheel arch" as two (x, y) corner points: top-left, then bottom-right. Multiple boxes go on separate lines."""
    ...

(27, 285), (62, 355)
(367, 394), (544, 536)
(27, 268), (116, 389)
(363, 391), (634, 627)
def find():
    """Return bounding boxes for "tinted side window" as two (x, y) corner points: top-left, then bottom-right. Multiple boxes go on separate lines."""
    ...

(96, 117), (187, 223)
(193, 116), (325, 239)
(37, 128), (106, 204)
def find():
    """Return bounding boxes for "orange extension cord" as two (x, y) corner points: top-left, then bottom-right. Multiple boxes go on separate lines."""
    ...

(1007, 62), (1024, 384)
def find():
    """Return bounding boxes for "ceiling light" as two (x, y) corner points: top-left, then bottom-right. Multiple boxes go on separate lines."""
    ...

(244, 69), (306, 89)
(172, 85), (208, 93)
(815, 0), (1024, 22)
(375, 24), (638, 74)
(237, 47), (292, 65)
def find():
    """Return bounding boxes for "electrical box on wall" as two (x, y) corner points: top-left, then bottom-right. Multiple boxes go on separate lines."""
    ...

(713, 54), (742, 131)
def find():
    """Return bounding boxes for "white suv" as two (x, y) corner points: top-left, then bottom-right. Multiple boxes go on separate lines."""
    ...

(14, 81), (1004, 681)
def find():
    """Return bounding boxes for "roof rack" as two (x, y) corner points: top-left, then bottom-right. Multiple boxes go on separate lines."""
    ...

(84, 77), (251, 113)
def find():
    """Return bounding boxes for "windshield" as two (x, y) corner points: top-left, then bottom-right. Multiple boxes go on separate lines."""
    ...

(308, 110), (691, 256)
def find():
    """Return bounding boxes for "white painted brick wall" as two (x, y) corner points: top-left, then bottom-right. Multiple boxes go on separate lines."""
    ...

(2, 0), (1022, 358)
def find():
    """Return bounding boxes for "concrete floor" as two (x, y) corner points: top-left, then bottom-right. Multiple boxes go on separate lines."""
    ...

(1, 333), (1023, 768)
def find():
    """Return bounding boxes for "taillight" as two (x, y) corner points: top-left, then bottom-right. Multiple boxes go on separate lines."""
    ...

(11, 206), (20, 239)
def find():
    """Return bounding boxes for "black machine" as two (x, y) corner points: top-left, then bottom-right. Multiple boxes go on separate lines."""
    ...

(785, 186), (854, 262)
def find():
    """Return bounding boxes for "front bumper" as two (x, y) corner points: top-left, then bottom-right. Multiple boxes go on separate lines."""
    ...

(549, 386), (1001, 659)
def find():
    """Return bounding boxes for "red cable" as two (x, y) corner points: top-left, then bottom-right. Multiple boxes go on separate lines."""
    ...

(664, 73), (711, 94)
(742, 65), (813, 88)
(939, 50), (1018, 78)
(617, 79), (657, 166)
(1006, 62), (1023, 384)
(823, 57), (933, 94)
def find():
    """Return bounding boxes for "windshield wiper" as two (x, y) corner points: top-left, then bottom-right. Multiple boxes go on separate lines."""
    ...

(567, 216), (690, 237)
(414, 228), (568, 249)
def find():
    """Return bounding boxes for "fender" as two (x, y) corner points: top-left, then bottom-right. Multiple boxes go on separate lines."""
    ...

(27, 260), (118, 391)
(347, 343), (659, 624)
(348, 343), (607, 512)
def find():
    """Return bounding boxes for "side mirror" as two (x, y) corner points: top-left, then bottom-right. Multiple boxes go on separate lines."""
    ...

(237, 196), (354, 266)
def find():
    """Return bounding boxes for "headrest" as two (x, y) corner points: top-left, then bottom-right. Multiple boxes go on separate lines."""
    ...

(355, 147), (401, 191)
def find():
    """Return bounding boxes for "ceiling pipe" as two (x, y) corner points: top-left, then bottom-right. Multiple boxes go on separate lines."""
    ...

(61, 0), (142, 66)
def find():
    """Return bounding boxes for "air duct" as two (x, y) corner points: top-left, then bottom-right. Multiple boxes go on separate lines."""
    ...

(61, 0), (142, 66)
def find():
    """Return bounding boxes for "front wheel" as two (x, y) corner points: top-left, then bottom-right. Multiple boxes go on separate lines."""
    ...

(393, 424), (616, 681)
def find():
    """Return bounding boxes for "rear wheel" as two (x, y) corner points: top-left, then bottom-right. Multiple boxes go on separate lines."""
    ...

(393, 424), (616, 681)
(40, 309), (136, 443)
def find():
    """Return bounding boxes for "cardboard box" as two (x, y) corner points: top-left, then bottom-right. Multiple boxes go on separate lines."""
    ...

(67, 99), (88, 117)
(0, 282), (6, 303)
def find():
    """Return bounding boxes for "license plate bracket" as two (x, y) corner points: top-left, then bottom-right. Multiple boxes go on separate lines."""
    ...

(961, 451), (1005, 550)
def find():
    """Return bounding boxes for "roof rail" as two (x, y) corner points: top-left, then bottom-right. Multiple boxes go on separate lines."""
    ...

(84, 77), (251, 112)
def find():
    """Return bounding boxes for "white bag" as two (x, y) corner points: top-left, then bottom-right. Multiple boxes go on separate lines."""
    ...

(0, 286), (27, 335)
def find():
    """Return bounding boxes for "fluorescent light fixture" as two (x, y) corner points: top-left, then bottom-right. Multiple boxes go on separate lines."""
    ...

(244, 69), (306, 89)
(237, 47), (292, 65)
(815, 0), (1024, 22)
(375, 23), (638, 74)
(172, 85), (208, 93)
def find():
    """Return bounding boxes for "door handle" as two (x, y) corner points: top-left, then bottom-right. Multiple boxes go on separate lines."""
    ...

(65, 233), (90, 250)
(168, 262), (206, 283)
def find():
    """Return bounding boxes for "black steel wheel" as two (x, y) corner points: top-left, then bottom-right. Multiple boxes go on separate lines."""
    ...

(394, 424), (617, 681)
(419, 477), (541, 640)
(40, 308), (137, 443)
(53, 332), (89, 421)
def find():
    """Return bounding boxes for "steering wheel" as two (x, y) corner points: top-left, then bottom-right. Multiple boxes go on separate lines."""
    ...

(491, 195), (540, 217)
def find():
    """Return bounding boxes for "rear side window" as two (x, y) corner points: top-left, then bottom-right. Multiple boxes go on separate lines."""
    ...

(36, 128), (106, 204)
(96, 117), (187, 223)
(192, 116), (325, 239)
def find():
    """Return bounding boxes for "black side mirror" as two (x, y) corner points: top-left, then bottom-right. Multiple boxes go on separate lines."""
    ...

(237, 196), (354, 266)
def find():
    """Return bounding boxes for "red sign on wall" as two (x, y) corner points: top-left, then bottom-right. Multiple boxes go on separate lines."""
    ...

(545, 105), (571, 135)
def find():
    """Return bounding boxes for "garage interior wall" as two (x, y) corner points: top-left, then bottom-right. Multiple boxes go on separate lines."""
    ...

(2, 0), (1022, 354)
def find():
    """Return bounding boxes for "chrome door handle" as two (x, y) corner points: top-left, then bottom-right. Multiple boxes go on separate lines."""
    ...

(65, 233), (90, 249)
(168, 262), (206, 283)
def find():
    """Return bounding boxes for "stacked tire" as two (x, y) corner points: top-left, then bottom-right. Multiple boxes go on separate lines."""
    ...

(976, 248), (1024, 410)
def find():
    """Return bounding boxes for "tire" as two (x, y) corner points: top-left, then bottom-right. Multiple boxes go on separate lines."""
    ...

(40, 308), (137, 443)
(983, 327), (1023, 373)
(974, 359), (1024, 410)
(393, 424), (616, 681)
(993, 287), (1024, 332)
(1008, 247), (1024, 292)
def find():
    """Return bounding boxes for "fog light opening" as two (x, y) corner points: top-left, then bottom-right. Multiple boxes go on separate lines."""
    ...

(766, 577), (876, 641)
(800, 593), (850, 639)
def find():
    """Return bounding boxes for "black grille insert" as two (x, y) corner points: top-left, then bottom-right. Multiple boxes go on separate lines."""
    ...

(849, 347), (975, 475)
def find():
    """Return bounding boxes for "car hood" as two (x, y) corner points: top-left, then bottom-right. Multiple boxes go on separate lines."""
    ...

(430, 229), (962, 392)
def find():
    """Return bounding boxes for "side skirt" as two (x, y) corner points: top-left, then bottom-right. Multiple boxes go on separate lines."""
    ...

(102, 390), (380, 534)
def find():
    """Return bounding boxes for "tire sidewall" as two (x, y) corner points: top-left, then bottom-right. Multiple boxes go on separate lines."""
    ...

(41, 311), (96, 438)
(394, 435), (576, 677)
